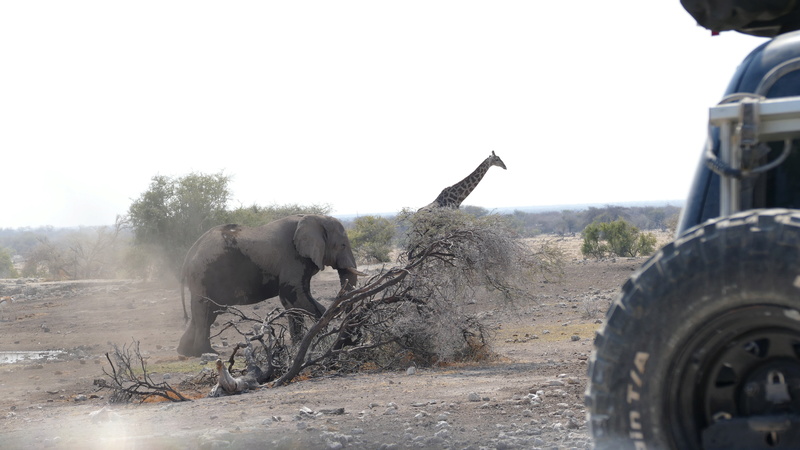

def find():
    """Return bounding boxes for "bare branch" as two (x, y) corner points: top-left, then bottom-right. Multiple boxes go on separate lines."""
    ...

(95, 340), (190, 403)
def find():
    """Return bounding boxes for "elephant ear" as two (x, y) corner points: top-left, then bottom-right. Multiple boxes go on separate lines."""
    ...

(294, 215), (326, 271)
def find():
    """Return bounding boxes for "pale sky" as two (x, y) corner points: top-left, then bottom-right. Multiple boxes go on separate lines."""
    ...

(1, 2), (767, 228)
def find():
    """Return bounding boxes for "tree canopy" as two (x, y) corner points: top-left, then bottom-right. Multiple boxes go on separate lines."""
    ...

(127, 172), (232, 274)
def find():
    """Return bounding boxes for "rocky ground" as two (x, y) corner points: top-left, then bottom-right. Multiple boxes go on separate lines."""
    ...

(0, 234), (667, 449)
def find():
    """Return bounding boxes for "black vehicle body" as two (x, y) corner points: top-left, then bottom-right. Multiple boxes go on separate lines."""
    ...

(680, 30), (800, 233)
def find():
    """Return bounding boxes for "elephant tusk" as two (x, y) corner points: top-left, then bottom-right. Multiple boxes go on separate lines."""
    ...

(347, 267), (368, 277)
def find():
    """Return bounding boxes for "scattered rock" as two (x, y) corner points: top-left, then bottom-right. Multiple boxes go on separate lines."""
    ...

(88, 406), (120, 423)
(567, 417), (583, 429)
(200, 353), (218, 362)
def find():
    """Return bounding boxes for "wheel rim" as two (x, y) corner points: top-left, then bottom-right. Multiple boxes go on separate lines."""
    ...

(669, 304), (800, 448)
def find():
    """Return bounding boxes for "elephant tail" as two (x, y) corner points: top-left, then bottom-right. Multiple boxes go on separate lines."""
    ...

(181, 274), (189, 323)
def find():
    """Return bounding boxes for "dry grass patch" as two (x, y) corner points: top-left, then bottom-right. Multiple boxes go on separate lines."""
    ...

(498, 322), (602, 343)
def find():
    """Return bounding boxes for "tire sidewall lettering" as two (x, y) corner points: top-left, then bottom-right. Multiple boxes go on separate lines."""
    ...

(628, 351), (649, 449)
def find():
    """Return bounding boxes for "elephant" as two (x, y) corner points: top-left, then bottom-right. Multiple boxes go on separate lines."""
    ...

(177, 214), (363, 357)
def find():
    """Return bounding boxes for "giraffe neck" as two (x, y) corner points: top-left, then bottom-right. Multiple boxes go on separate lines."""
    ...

(433, 158), (492, 208)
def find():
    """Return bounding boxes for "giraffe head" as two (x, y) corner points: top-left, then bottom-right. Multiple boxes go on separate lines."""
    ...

(488, 151), (507, 170)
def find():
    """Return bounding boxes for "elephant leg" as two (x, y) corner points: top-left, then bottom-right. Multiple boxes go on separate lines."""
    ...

(333, 304), (365, 350)
(278, 295), (306, 343)
(178, 293), (219, 356)
(279, 281), (325, 343)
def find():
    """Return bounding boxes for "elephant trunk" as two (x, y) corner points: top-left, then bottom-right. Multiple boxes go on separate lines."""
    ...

(337, 268), (359, 295)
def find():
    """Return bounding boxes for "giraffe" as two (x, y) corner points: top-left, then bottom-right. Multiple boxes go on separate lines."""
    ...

(423, 151), (507, 209)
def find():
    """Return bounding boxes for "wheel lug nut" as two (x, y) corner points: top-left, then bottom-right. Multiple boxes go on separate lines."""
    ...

(744, 381), (760, 396)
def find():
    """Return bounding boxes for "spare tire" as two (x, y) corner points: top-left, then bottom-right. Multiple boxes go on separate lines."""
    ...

(587, 208), (800, 449)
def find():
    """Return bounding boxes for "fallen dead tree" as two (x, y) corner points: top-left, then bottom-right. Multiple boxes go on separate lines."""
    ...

(212, 209), (564, 388)
(203, 255), (431, 389)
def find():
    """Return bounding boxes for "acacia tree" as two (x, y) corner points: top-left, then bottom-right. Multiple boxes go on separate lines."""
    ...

(127, 172), (232, 276)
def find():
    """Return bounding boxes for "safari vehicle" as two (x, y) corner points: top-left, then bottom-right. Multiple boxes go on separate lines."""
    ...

(587, 2), (800, 449)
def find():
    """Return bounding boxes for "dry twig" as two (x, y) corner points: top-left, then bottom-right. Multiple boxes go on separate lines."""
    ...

(95, 340), (189, 403)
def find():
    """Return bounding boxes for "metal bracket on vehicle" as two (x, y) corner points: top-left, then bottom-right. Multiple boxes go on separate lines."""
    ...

(709, 95), (800, 215)
(736, 97), (760, 152)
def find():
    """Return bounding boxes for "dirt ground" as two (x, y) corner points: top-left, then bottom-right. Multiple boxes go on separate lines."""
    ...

(0, 234), (669, 449)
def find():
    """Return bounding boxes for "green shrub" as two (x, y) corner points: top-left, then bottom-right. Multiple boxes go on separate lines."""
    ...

(581, 219), (657, 259)
(348, 215), (395, 263)
(580, 223), (608, 259)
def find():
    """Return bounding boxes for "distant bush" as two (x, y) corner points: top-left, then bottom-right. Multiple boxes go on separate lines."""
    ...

(509, 204), (682, 237)
(347, 215), (395, 263)
(21, 219), (128, 280)
(581, 219), (657, 259)
(121, 244), (168, 281)
(461, 205), (490, 218)
(0, 247), (18, 278)
(0, 228), (47, 257)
